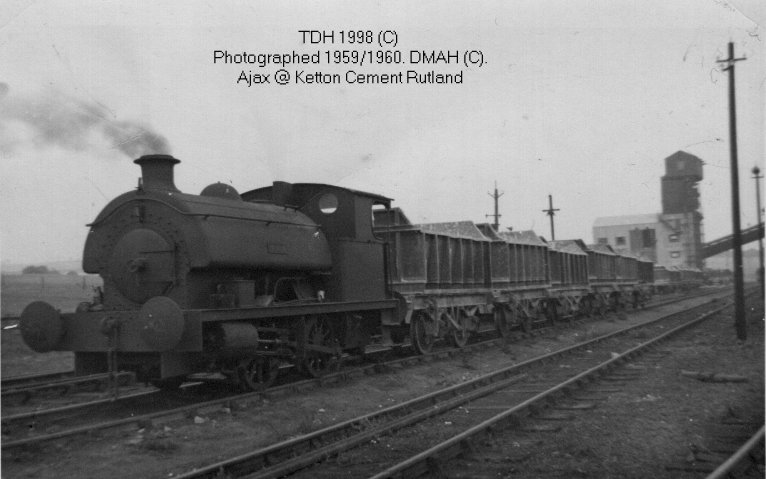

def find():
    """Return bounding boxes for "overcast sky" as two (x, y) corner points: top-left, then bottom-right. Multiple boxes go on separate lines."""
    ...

(1, 0), (764, 266)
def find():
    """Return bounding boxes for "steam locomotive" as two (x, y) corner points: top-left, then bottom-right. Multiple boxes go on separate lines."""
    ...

(20, 155), (657, 390)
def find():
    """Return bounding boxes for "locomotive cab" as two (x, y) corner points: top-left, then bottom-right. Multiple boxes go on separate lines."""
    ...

(242, 182), (392, 303)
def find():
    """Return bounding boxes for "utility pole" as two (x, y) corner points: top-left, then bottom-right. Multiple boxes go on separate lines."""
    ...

(717, 41), (747, 341)
(486, 183), (504, 231)
(752, 166), (764, 294)
(543, 194), (559, 240)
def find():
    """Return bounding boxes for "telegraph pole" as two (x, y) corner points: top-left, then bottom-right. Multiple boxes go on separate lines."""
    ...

(717, 41), (747, 340)
(486, 183), (504, 231)
(752, 166), (764, 294)
(543, 194), (559, 240)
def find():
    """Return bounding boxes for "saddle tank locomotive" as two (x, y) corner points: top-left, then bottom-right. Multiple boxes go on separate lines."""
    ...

(20, 155), (399, 389)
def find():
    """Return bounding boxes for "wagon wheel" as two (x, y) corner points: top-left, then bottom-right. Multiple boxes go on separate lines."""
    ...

(494, 306), (512, 339)
(615, 294), (628, 320)
(593, 296), (607, 318)
(545, 300), (559, 326)
(537, 306), (553, 329)
(410, 311), (435, 354)
(301, 316), (340, 378)
(580, 298), (592, 318)
(449, 311), (470, 349)
(520, 308), (533, 333)
(553, 298), (572, 325)
(639, 291), (649, 309)
(237, 357), (279, 391)
(619, 297), (627, 311)
(609, 294), (620, 312)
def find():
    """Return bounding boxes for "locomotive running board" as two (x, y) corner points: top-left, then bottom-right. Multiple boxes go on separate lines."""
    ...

(191, 299), (399, 323)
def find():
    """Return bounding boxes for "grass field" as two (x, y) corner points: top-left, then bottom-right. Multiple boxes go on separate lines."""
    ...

(1, 273), (102, 317)
(1, 329), (73, 377)
(1, 274), (99, 377)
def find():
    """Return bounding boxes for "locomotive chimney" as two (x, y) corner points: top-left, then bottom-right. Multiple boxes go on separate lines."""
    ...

(134, 154), (181, 192)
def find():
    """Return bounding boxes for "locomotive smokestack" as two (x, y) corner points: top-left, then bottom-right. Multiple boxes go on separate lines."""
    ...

(135, 154), (180, 192)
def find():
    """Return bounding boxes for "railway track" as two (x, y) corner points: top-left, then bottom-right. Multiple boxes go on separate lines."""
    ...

(1, 371), (136, 405)
(0, 287), (720, 396)
(164, 291), (739, 478)
(366, 294), (760, 479)
(0, 380), (236, 449)
(1, 370), (75, 389)
(0, 329), (543, 450)
(705, 425), (765, 479)
(0, 289), (729, 452)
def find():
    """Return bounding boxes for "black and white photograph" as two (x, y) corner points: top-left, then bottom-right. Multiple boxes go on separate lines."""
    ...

(1, 1), (764, 477)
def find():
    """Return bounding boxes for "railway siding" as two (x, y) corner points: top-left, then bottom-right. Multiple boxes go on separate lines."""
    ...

(1, 290), (754, 478)
(1, 291), (725, 450)
(168, 294), (742, 478)
(379, 293), (765, 479)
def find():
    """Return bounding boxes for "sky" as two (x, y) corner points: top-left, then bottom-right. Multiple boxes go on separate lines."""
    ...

(0, 0), (764, 266)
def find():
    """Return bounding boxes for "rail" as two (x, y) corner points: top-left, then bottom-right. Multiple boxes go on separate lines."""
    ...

(705, 425), (765, 479)
(170, 295), (733, 478)
(369, 299), (737, 479)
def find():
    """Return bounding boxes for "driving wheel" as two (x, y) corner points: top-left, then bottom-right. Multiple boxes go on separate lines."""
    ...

(301, 316), (340, 378)
(238, 357), (279, 391)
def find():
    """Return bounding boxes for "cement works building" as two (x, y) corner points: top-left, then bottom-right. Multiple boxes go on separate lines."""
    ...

(593, 151), (704, 269)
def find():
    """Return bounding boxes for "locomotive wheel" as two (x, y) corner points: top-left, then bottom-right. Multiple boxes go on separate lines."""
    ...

(303, 353), (339, 378)
(449, 311), (470, 348)
(238, 357), (279, 391)
(301, 316), (340, 378)
(410, 312), (435, 354)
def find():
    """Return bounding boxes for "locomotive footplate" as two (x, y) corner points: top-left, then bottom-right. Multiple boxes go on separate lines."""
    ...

(197, 299), (399, 323)
(55, 308), (203, 352)
(32, 298), (398, 354)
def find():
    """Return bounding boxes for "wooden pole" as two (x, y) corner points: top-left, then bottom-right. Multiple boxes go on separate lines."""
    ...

(717, 42), (747, 340)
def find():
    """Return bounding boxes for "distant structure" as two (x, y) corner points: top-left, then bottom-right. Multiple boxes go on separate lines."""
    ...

(592, 151), (704, 269)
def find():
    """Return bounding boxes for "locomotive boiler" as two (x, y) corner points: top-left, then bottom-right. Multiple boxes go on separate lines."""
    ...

(20, 155), (399, 389)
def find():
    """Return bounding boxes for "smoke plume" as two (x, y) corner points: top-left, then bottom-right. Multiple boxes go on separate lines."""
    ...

(0, 83), (170, 157)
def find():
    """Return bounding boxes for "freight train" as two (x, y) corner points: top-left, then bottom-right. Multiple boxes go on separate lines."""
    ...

(653, 265), (705, 293)
(20, 155), (666, 390)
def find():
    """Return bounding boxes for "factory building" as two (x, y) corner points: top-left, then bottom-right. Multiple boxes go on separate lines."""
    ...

(592, 151), (704, 269)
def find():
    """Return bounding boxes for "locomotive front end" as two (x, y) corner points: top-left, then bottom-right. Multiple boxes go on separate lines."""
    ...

(20, 155), (334, 384)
